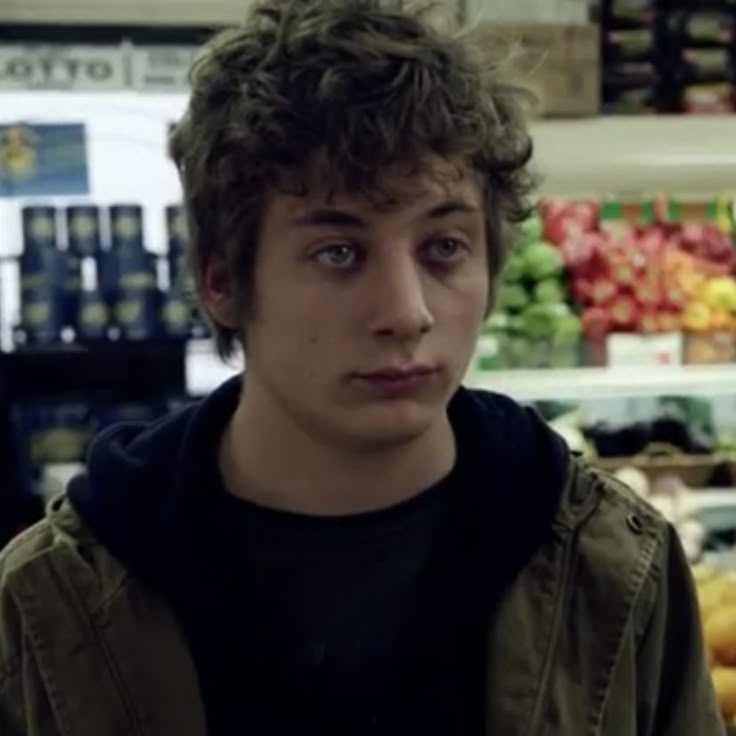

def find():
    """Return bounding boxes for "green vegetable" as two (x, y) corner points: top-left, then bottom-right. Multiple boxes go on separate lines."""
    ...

(484, 311), (509, 334)
(534, 279), (565, 304)
(552, 313), (583, 344)
(519, 214), (543, 245)
(506, 315), (526, 336)
(497, 283), (529, 312)
(503, 253), (526, 283)
(521, 303), (562, 340)
(523, 241), (563, 282)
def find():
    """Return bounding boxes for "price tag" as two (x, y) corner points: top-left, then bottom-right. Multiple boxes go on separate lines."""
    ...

(0, 44), (126, 90)
(607, 333), (683, 367)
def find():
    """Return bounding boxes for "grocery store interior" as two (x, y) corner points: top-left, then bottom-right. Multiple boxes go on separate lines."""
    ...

(3, 0), (736, 724)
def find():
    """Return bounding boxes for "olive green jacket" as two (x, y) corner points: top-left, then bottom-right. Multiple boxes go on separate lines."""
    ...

(0, 460), (725, 735)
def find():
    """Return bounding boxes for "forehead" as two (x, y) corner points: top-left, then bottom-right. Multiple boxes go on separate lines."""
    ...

(270, 158), (484, 221)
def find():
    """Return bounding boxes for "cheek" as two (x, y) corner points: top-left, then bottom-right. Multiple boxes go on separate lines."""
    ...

(443, 269), (489, 324)
(260, 292), (341, 363)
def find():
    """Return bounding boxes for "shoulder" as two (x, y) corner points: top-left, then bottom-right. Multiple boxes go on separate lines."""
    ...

(0, 499), (99, 733)
(586, 459), (671, 537)
(0, 497), (96, 679)
(1, 519), (57, 579)
(0, 495), (89, 579)
(0, 518), (55, 692)
(570, 460), (687, 637)
(571, 458), (672, 566)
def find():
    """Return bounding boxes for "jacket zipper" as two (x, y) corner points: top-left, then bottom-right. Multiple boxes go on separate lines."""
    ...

(527, 527), (577, 736)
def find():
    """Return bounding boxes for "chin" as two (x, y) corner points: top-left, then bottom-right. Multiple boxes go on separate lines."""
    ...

(346, 399), (444, 449)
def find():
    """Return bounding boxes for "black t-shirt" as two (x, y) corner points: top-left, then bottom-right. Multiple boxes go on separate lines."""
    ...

(191, 426), (487, 736)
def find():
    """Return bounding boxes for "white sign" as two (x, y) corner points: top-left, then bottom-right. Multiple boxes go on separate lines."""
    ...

(607, 333), (684, 368)
(0, 45), (126, 90)
(130, 46), (198, 92)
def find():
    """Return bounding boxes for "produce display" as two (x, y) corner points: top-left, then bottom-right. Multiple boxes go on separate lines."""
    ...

(479, 195), (736, 371)
(694, 567), (736, 725)
(481, 215), (582, 369)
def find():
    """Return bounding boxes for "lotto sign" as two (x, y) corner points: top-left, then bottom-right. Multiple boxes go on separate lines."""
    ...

(0, 45), (125, 90)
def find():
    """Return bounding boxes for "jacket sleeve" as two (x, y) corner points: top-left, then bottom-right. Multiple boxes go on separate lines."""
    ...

(636, 524), (726, 736)
(0, 557), (62, 736)
(0, 588), (26, 734)
(0, 651), (30, 736)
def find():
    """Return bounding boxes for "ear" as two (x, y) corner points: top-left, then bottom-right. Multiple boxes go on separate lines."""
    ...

(200, 255), (240, 329)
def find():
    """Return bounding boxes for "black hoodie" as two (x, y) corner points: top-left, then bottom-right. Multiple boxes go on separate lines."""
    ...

(69, 378), (569, 735)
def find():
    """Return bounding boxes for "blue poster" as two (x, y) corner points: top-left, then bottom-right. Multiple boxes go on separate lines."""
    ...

(0, 123), (89, 197)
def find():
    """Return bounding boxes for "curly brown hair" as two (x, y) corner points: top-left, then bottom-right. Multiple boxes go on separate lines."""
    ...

(170, 0), (536, 359)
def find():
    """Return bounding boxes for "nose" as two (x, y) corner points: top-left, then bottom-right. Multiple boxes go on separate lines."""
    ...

(369, 256), (434, 340)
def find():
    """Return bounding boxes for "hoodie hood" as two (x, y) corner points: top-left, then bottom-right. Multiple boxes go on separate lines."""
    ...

(68, 378), (572, 610)
(68, 377), (241, 605)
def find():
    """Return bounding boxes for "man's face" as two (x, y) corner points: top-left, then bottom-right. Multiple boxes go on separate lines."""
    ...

(242, 162), (489, 449)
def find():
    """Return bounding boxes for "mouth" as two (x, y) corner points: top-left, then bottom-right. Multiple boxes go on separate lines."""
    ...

(352, 365), (439, 397)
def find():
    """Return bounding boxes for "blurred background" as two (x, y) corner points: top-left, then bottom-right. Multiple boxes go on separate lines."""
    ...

(2, 0), (736, 722)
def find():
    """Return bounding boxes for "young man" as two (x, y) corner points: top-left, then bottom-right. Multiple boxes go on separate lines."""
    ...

(0, 1), (724, 734)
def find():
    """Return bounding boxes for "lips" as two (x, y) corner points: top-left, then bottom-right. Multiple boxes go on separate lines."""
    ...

(352, 365), (438, 398)
(357, 365), (435, 381)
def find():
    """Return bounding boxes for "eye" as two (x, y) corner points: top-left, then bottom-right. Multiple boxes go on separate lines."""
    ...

(423, 238), (466, 264)
(313, 243), (360, 270)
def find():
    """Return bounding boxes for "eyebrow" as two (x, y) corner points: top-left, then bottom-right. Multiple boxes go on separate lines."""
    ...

(426, 199), (480, 219)
(290, 199), (480, 228)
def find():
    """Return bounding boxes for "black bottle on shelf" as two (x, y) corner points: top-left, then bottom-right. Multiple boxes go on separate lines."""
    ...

(110, 204), (156, 295)
(105, 205), (158, 341)
(18, 283), (64, 346)
(76, 257), (110, 343)
(67, 206), (101, 257)
(114, 288), (159, 341)
(21, 206), (57, 251)
(18, 206), (64, 345)
(113, 250), (159, 341)
(110, 204), (145, 252)
(158, 257), (191, 340)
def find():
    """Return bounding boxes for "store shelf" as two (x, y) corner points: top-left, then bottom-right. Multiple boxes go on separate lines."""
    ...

(0, 342), (186, 399)
(530, 116), (736, 197)
(469, 365), (736, 401)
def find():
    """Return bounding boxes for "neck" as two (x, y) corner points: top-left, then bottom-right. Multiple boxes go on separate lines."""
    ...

(218, 384), (456, 517)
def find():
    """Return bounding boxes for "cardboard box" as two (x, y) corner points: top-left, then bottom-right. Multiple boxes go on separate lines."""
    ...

(473, 22), (600, 118)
